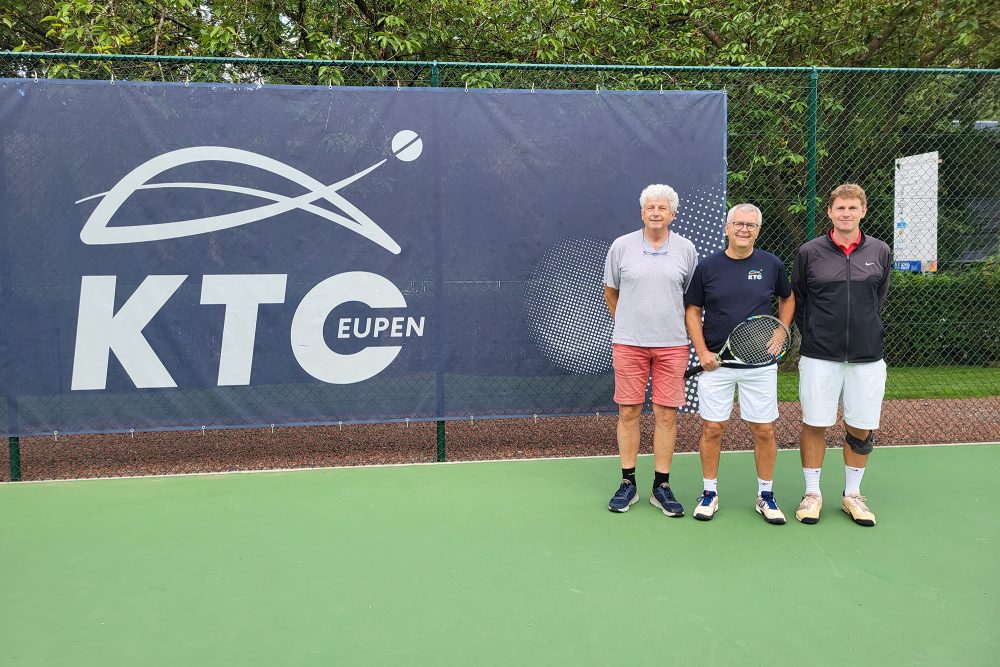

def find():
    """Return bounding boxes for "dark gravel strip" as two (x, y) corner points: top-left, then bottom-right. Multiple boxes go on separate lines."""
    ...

(2, 398), (997, 482)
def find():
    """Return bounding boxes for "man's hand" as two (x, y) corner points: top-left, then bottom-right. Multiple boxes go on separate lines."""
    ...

(766, 327), (789, 357)
(697, 349), (721, 372)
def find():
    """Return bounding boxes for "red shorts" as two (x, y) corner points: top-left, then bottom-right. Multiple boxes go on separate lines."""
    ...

(612, 344), (689, 407)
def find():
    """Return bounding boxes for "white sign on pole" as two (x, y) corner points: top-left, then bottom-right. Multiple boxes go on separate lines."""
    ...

(893, 151), (938, 272)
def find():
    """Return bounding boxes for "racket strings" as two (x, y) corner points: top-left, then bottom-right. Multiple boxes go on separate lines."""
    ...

(728, 318), (789, 364)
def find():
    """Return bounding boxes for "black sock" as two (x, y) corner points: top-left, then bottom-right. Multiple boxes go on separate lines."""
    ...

(653, 471), (670, 489)
(621, 467), (636, 486)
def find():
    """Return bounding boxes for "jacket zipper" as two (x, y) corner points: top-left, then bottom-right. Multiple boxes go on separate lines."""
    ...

(844, 252), (851, 361)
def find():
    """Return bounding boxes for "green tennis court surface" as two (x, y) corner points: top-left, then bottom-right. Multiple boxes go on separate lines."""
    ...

(1, 445), (997, 666)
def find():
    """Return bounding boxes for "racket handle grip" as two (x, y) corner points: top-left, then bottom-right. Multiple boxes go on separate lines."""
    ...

(684, 365), (704, 379)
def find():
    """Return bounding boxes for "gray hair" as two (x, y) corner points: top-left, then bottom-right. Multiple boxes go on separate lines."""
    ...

(726, 203), (763, 226)
(639, 184), (679, 214)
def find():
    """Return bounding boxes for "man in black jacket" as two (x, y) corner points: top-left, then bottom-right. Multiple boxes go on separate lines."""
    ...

(791, 184), (891, 527)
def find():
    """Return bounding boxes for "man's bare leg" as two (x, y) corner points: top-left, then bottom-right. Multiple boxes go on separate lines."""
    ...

(649, 404), (685, 517)
(693, 419), (725, 520)
(651, 403), (678, 473)
(698, 420), (726, 481)
(800, 424), (827, 468)
(841, 423), (876, 525)
(607, 403), (644, 512)
(751, 421), (786, 523)
(796, 423), (828, 523)
(616, 404), (643, 468)
(750, 421), (778, 481)
(843, 424), (870, 469)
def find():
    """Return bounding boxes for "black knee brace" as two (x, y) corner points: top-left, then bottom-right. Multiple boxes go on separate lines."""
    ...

(845, 431), (874, 455)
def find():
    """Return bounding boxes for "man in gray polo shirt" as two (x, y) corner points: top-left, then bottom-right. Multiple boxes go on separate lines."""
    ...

(603, 184), (699, 516)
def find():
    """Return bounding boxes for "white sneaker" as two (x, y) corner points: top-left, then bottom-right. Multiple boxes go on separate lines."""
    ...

(841, 493), (876, 526)
(795, 493), (823, 524)
(693, 491), (718, 521)
(755, 491), (786, 525)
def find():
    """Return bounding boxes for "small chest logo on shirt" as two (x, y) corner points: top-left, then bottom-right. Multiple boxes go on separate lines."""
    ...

(747, 269), (764, 280)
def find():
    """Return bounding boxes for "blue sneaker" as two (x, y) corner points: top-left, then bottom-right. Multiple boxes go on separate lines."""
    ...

(608, 479), (639, 512)
(650, 483), (684, 517)
(693, 491), (719, 521)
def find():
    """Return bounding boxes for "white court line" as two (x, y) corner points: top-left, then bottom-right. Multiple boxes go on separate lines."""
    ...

(2, 440), (997, 486)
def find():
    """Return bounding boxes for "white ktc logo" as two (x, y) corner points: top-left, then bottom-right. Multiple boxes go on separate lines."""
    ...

(76, 130), (423, 254)
(71, 272), (425, 390)
(70, 131), (427, 391)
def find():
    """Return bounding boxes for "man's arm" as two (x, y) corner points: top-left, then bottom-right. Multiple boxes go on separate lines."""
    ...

(604, 286), (619, 320)
(877, 249), (892, 310)
(777, 293), (795, 329)
(685, 304), (720, 371)
(790, 247), (807, 332)
(603, 241), (620, 319)
(682, 244), (699, 292)
(766, 292), (797, 357)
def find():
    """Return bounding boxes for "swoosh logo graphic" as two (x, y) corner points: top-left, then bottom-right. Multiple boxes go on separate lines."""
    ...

(76, 130), (423, 254)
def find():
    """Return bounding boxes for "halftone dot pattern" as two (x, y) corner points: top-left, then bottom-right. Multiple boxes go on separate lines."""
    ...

(522, 186), (727, 412)
(671, 185), (728, 258)
(670, 185), (727, 412)
(523, 238), (614, 374)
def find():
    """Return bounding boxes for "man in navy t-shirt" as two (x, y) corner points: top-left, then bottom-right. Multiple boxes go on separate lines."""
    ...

(683, 203), (795, 524)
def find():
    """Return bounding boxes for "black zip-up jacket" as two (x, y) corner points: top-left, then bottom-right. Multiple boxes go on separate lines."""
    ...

(791, 231), (891, 362)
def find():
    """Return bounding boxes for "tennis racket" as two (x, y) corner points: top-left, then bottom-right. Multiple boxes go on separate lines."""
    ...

(685, 315), (792, 378)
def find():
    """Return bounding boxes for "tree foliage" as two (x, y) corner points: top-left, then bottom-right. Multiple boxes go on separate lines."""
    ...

(2, 0), (997, 69)
(1, 2), (997, 267)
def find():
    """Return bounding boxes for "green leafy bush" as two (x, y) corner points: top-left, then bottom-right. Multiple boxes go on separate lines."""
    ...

(884, 260), (1000, 366)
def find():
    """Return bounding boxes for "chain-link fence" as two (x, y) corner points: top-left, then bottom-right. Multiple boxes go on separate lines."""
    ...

(1, 53), (998, 479)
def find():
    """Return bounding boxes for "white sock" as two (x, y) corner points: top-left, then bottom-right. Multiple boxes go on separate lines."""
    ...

(703, 478), (718, 494)
(758, 478), (773, 495)
(845, 465), (866, 496)
(803, 467), (822, 496)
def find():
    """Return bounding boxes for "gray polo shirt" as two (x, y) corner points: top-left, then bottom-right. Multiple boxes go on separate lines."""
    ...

(604, 229), (698, 347)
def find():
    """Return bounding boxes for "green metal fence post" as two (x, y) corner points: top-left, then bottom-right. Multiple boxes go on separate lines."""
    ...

(431, 60), (446, 462)
(8, 436), (21, 481)
(436, 421), (446, 462)
(806, 66), (819, 240)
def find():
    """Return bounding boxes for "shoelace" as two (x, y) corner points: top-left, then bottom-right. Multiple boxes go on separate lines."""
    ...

(760, 492), (778, 509)
(800, 495), (820, 510)
(699, 492), (716, 506)
(657, 484), (676, 501)
(614, 482), (633, 498)
(846, 495), (870, 512)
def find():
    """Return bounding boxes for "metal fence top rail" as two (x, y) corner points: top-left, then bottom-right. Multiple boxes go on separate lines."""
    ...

(1, 51), (998, 76)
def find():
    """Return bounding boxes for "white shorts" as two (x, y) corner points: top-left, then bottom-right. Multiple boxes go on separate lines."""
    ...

(697, 365), (779, 424)
(799, 356), (887, 429)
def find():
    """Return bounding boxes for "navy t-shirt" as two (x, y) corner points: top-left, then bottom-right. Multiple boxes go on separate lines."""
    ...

(683, 249), (792, 364)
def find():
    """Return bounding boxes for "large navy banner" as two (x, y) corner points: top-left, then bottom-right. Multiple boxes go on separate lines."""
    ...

(0, 79), (726, 435)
